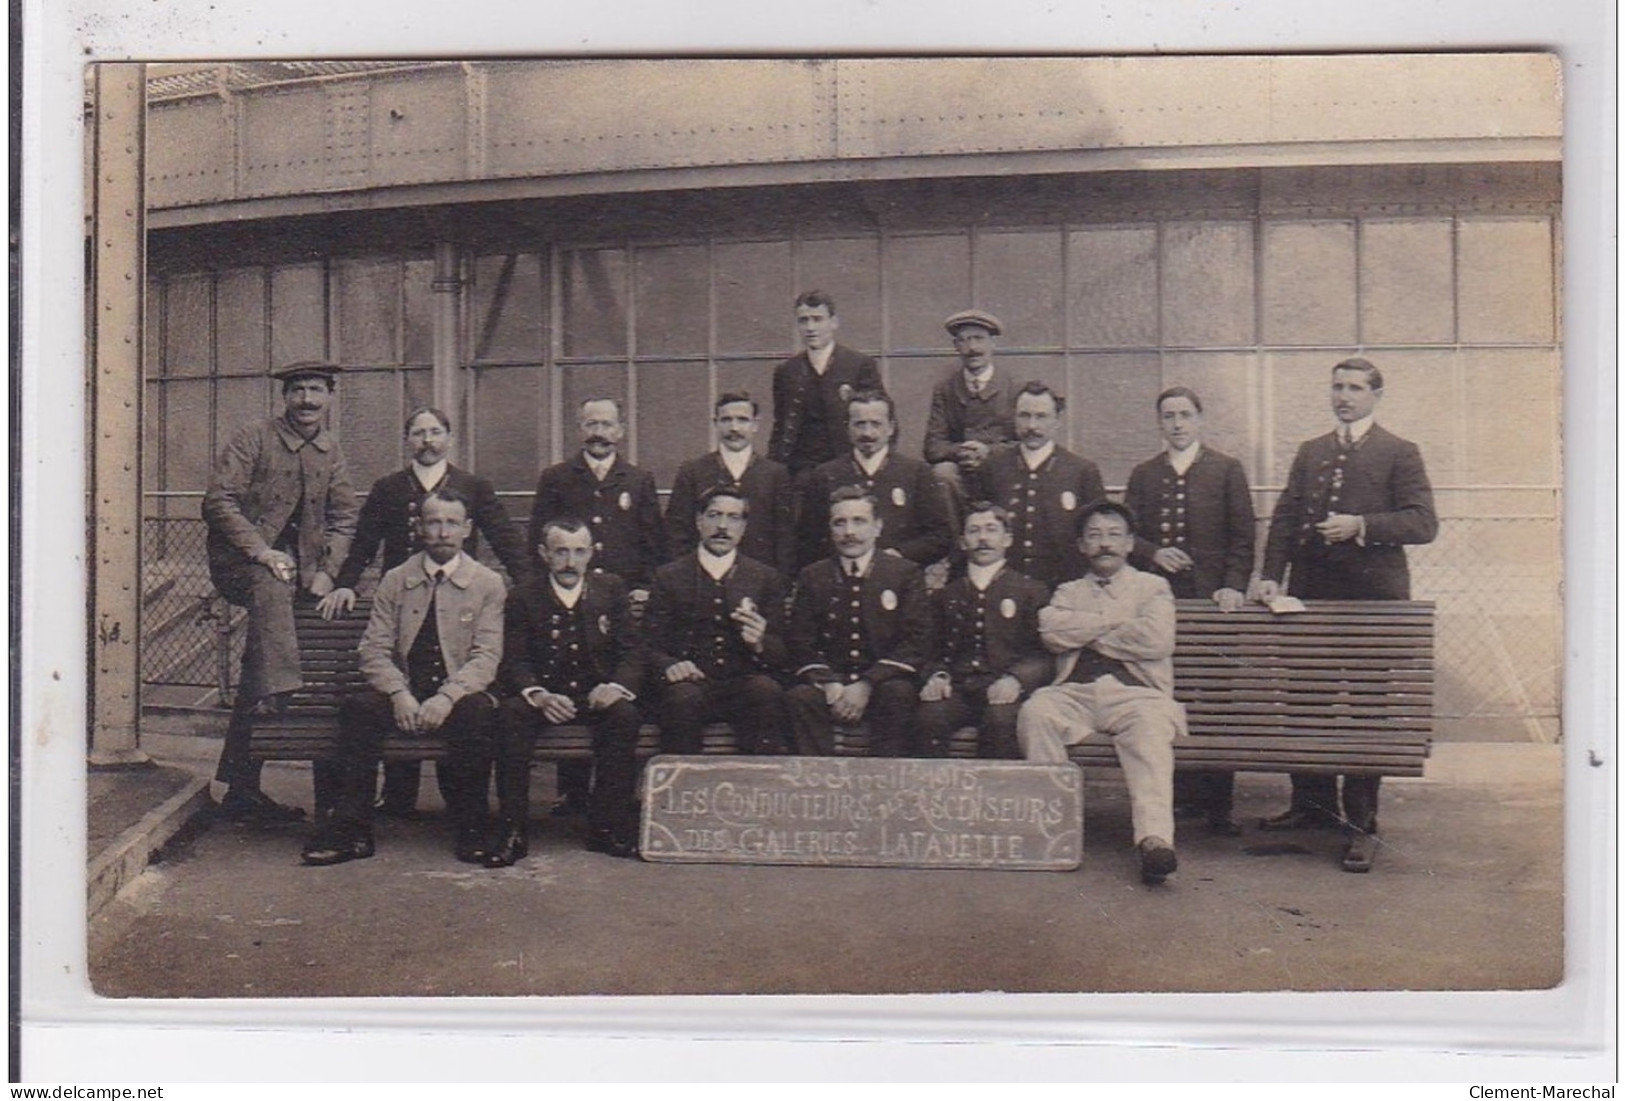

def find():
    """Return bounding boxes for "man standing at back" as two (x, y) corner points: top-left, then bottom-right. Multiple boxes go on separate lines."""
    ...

(769, 290), (883, 479)
(665, 392), (796, 577)
(1251, 357), (1438, 873)
(203, 360), (358, 823)
(924, 310), (1018, 521)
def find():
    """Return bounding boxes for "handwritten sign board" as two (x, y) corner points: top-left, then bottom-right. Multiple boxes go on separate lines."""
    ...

(640, 756), (1082, 870)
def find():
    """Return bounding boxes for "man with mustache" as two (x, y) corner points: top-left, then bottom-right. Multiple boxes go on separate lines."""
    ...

(300, 489), (506, 867)
(924, 310), (1019, 522)
(645, 486), (790, 756)
(795, 389), (954, 570)
(529, 397), (668, 818)
(1017, 500), (1186, 885)
(917, 503), (1052, 759)
(203, 361), (358, 824)
(493, 518), (646, 863)
(1123, 385), (1256, 835)
(786, 486), (934, 757)
(664, 392), (796, 576)
(1250, 358), (1437, 873)
(972, 382), (1107, 589)
(768, 290), (884, 478)
(316, 406), (531, 819)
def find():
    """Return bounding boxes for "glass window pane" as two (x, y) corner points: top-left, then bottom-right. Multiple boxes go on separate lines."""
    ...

(163, 275), (212, 378)
(401, 368), (435, 428)
(633, 245), (709, 357)
(1159, 352), (1257, 478)
(798, 237), (882, 357)
(162, 378), (214, 492)
(885, 356), (943, 460)
(715, 240), (793, 355)
(471, 253), (545, 363)
(560, 364), (630, 449)
(335, 370), (403, 490)
(1262, 221), (1356, 346)
(1162, 221), (1255, 348)
(633, 362), (714, 487)
(1360, 219), (1455, 345)
(270, 263), (327, 369)
(1364, 351), (1463, 487)
(1069, 225), (1158, 349)
(216, 376), (272, 451)
(402, 260), (435, 365)
(1458, 217), (1555, 344)
(1069, 353), (1162, 488)
(216, 268), (267, 376)
(472, 365), (546, 494)
(335, 259), (401, 366)
(886, 234), (971, 352)
(563, 249), (628, 359)
(1463, 348), (1558, 485)
(976, 231), (1064, 347)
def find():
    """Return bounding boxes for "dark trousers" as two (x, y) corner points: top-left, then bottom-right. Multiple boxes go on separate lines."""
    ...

(916, 688), (1021, 759)
(499, 696), (642, 843)
(377, 760), (456, 814)
(1287, 773), (1380, 832)
(327, 690), (499, 831)
(786, 678), (921, 756)
(659, 674), (788, 755)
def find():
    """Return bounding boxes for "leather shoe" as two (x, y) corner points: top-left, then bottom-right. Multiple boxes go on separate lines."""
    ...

(585, 833), (640, 860)
(302, 823), (374, 867)
(454, 824), (494, 864)
(1341, 831), (1378, 873)
(1257, 806), (1340, 832)
(482, 828), (529, 868)
(1138, 837), (1178, 885)
(217, 787), (307, 824)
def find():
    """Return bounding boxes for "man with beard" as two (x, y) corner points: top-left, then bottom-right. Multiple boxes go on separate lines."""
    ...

(786, 486), (933, 757)
(795, 389), (954, 570)
(917, 503), (1051, 759)
(1017, 500), (1186, 886)
(494, 518), (645, 863)
(317, 406), (530, 818)
(769, 290), (884, 478)
(972, 382), (1107, 589)
(664, 392), (796, 577)
(529, 397), (668, 818)
(1251, 358), (1437, 873)
(645, 485), (790, 756)
(203, 361), (358, 824)
(300, 489), (506, 867)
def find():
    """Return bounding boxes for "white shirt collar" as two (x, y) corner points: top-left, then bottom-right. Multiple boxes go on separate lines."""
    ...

(699, 548), (737, 581)
(855, 446), (889, 477)
(584, 452), (615, 480)
(966, 560), (1004, 591)
(1166, 442), (1201, 476)
(807, 343), (835, 374)
(963, 364), (995, 391)
(1021, 440), (1056, 470)
(719, 446), (752, 481)
(550, 575), (584, 609)
(423, 552), (463, 583)
(1338, 415), (1376, 445)
(411, 459), (448, 492)
(840, 550), (875, 578)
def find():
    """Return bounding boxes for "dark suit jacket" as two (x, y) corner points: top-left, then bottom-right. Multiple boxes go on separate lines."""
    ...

(797, 452), (955, 568)
(1262, 424), (1437, 601)
(498, 571), (643, 698)
(928, 566), (1052, 693)
(334, 464), (531, 591)
(644, 551), (789, 679)
(664, 451), (796, 577)
(529, 454), (669, 587)
(973, 445), (1107, 589)
(768, 344), (883, 475)
(789, 554), (933, 687)
(923, 367), (1018, 465)
(1124, 447), (1256, 599)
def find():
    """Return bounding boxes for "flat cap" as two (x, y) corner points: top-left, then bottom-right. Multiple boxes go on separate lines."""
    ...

(944, 309), (1002, 337)
(270, 360), (342, 383)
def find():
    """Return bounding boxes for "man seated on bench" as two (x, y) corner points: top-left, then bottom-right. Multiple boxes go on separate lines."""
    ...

(1017, 500), (1186, 886)
(918, 502), (1051, 758)
(786, 485), (933, 756)
(301, 488), (507, 868)
(494, 518), (646, 863)
(645, 485), (791, 756)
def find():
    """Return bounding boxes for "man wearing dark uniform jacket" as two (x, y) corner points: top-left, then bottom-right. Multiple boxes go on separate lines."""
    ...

(646, 486), (791, 756)
(973, 381), (1107, 589)
(1251, 358), (1438, 873)
(665, 392), (796, 577)
(768, 290), (884, 478)
(918, 503), (1051, 759)
(317, 406), (531, 818)
(786, 486), (934, 757)
(796, 389), (954, 570)
(494, 518), (646, 863)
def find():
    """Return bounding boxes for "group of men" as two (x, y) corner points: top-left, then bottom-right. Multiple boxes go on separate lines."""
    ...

(201, 289), (1436, 884)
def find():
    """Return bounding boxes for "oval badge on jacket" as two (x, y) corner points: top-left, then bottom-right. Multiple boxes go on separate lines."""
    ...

(598, 614), (611, 636)
(618, 491), (632, 511)
(892, 486), (906, 507)
(1061, 490), (1077, 511)
(1000, 598), (1017, 619)
(880, 589), (898, 611)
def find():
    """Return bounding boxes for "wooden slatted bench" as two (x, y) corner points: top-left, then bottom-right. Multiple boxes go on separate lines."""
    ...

(249, 598), (1434, 781)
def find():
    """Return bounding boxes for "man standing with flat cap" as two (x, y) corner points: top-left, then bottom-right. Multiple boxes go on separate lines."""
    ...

(204, 360), (358, 823)
(1251, 357), (1437, 873)
(769, 290), (884, 479)
(925, 310), (1019, 520)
